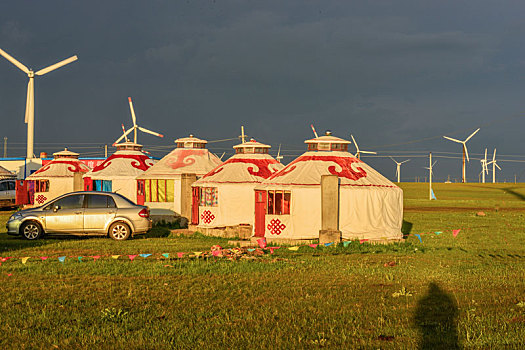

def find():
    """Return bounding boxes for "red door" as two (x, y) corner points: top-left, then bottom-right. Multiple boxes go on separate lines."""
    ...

(191, 187), (200, 225)
(15, 180), (28, 205)
(137, 180), (145, 205)
(254, 190), (266, 237)
(83, 177), (93, 191)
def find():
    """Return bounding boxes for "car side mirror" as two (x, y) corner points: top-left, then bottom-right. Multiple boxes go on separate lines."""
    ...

(53, 205), (61, 212)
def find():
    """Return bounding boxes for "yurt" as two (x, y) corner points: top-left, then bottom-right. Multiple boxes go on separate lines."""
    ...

(0, 165), (15, 180)
(136, 134), (222, 217)
(83, 142), (155, 203)
(191, 139), (284, 235)
(24, 148), (91, 206)
(254, 132), (403, 241)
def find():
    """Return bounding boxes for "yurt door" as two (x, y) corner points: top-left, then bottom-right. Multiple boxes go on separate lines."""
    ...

(191, 187), (199, 225)
(254, 190), (266, 237)
(137, 180), (145, 205)
(15, 180), (29, 205)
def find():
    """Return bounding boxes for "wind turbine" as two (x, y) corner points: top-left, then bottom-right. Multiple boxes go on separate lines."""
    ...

(276, 144), (283, 163)
(479, 148), (488, 183)
(390, 157), (410, 183)
(443, 128), (480, 183)
(310, 124), (319, 138)
(0, 48), (78, 159)
(113, 97), (164, 145)
(424, 152), (437, 200)
(487, 148), (501, 183)
(350, 134), (376, 159)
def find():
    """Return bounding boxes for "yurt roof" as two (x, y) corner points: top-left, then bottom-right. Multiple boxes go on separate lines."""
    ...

(175, 134), (208, 145)
(233, 139), (271, 150)
(84, 142), (154, 179)
(258, 150), (397, 188)
(304, 134), (351, 145)
(194, 153), (284, 185)
(52, 148), (79, 159)
(137, 147), (222, 179)
(0, 165), (15, 179)
(28, 149), (90, 179)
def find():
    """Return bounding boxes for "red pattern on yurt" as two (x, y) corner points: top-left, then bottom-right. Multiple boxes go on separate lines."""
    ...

(33, 161), (89, 175)
(166, 149), (206, 170)
(92, 154), (153, 172)
(267, 218), (286, 235)
(203, 159), (280, 179)
(201, 210), (215, 224)
(271, 155), (367, 181)
(35, 194), (47, 205)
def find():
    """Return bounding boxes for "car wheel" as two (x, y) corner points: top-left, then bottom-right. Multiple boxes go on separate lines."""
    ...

(109, 222), (131, 241)
(21, 221), (43, 240)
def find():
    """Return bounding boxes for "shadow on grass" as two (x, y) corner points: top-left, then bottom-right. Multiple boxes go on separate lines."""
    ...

(414, 282), (461, 349)
(402, 220), (413, 239)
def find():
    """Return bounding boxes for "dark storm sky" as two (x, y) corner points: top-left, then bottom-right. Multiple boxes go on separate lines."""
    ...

(1, 1), (525, 182)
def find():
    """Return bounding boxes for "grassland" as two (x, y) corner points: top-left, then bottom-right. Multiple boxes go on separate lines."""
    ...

(0, 183), (524, 349)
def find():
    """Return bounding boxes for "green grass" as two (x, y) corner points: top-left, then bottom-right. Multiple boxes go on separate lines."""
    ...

(1, 183), (525, 349)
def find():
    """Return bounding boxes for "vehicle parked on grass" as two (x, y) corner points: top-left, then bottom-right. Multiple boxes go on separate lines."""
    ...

(6, 191), (152, 240)
(0, 179), (16, 209)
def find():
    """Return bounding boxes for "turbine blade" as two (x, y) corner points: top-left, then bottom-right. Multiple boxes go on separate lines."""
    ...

(350, 134), (359, 152)
(495, 163), (501, 170)
(35, 55), (78, 75)
(0, 48), (29, 73)
(310, 124), (318, 138)
(389, 156), (397, 163)
(432, 161), (437, 167)
(493, 148), (496, 161)
(464, 145), (470, 162)
(114, 127), (133, 144)
(464, 128), (480, 142)
(138, 126), (164, 138)
(400, 159), (410, 164)
(443, 136), (463, 143)
(484, 148), (487, 161)
(128, 97), (137, 127)
(361, 150), (377, 154)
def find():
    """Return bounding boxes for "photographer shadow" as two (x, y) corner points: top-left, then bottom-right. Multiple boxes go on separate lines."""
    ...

(414, 282), (461, 349)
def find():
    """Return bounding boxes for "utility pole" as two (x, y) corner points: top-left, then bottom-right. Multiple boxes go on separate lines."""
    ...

(429, 152), (432, 200)
(2, 137), (6, 158)
(515, 174), (517, 184)
(104, 144), (108, 158)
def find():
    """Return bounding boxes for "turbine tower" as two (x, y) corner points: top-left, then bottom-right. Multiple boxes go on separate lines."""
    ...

(443, 128), (480, 183)
(479, 148), (488, 183)
(487, 148), (501, 183)
(276, 144), (283, 163)
(350, 134), (376, 159)
(424, 152), (437, 200)
(390, 157), (410, 183)
(0, 48), (78, 159)
(114, 97), (164, 145)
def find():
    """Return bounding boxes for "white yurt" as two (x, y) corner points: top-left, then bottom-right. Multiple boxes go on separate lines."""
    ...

(0, 165), (15, 180)
(136, 134), (222, 215)
(25, 148), (91, 206)
(254, 132), (403, 241)
(191, 139), (284, 231)
(83, 142), (155, 203)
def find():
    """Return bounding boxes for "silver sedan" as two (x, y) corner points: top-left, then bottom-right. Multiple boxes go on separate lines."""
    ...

(6, 191), (152, 241)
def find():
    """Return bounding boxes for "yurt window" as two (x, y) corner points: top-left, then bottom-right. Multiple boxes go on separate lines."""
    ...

(235, 148), (244, 154)
(199, 187), (218, 207)
(36, 180), (50, 192)
(330, 143), (347, 151)
(318, 143), (330, 151)
(254, 148), (268, 154)
(93, 180), (112, 192)
(307, 143), (318, 151)
(177, 142), (185, 148)
(145, 179), (175, 202)
(267, 190), (291, 215)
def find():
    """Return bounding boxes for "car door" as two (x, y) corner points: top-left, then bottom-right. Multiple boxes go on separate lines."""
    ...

(83, 194), (117, 233)
(44, 194), (85, 233)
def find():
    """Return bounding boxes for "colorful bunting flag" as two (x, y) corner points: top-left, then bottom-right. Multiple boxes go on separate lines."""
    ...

(452, 229), (461, 237)
(288, 246), (300, 251)
(324, 242), (333, 247)
(308, 244), (318, 248)
(128, 255), (138, 261)
(177, 252), (185, 258)
(40, 257), (48, 261)
(431, 188), (437, 200)
(257, 238), (267, 249)
(78, 256), (83, 262)
(139, 254), (152, 259)
(212, 250), (221, 257)
(7, 273), (12, 277)
(359, 239), (369, 244)
(414, 234), (422, 243)
(342, 241), (351, 247)
(111, 255), (120, 259)
(21, 257), (30, 264)
(193, 252), (203, 257)
(1, 257), (12, 262)
(162, 253), (169, 259)
(434, 231), (442, 235)
(58, 256), (66, 263)
(92, 256), (101, 261)
(247, 248), (256, 252)
(269, 247), (280, 254)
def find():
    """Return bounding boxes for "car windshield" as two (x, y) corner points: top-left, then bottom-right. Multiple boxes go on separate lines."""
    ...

(112, 193), (136, 206)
